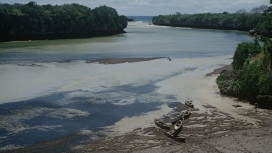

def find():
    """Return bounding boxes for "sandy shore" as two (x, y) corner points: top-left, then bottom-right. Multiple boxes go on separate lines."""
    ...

(2, 57), (272, 153)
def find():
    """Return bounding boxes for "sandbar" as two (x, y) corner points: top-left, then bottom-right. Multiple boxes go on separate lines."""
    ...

(88, 57), (165, 64)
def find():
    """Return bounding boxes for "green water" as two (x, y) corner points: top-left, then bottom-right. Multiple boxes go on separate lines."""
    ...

(0, 21), (253, 64)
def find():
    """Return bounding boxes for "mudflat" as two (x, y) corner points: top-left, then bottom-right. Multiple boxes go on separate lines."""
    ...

(6, 59), (272, 153)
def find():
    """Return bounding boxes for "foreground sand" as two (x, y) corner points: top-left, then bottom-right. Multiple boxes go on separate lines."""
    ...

(3, 57), (272, 153)
(76, 97), (272, 153)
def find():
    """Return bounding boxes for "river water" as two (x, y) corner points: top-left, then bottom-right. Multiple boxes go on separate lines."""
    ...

(0, 16), (253, 151)
(0, 17), (252, 64)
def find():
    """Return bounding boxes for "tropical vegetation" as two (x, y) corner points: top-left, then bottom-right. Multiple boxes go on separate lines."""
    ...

(152, 5), (272, 38)
(216, 2), (272, 108)
(0, 1), (128, 41)
(216, 38), (272, 108)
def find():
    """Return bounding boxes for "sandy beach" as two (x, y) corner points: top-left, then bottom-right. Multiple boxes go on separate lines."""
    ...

(2, 57), (272, 153)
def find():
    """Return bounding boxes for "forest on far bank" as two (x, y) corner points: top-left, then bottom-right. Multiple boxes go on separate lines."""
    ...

(0, 1), (128, 42)
(152, 4), (272, 38)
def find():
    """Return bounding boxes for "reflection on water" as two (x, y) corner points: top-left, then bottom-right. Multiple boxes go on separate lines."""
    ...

(0, 21), (253, 64)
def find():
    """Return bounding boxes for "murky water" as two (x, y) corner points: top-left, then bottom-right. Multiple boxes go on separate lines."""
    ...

(0, 17), (254, 150)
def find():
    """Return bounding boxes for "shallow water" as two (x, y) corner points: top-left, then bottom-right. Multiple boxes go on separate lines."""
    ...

(0, 17), (254, 150)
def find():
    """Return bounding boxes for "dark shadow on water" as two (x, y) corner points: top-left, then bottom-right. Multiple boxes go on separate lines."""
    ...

(114, 84), (157, 95)
(0, 84), (176, 149)
(96, 82), (159, 95)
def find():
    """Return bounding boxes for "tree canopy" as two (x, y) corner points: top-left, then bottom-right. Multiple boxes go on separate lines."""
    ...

(216, 39), (272, 108)
(0, 2), (127, 41)
(152, 4), (272, 38)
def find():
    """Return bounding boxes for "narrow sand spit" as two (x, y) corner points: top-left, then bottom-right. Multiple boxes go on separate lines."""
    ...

(88, 57), (164, 64)
(2, 57), (272, 153)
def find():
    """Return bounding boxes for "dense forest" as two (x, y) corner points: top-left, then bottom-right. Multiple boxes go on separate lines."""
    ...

(152, 5), (272, 38)
(0, 1), (128, 42)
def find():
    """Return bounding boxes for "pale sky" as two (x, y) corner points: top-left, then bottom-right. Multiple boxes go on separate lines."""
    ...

(0, 0), (270, 16)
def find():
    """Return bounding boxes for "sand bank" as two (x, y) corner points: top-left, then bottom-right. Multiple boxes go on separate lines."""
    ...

(88, 57), (165, 64)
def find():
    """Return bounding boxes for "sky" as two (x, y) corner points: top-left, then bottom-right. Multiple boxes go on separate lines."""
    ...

(0, 0), (270, 16)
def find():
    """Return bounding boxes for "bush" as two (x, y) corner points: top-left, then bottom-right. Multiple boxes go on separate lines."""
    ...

(217, 40), (272, 108)
(232, 40), (261, 71)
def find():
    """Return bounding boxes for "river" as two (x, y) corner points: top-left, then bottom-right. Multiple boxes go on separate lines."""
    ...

(0, 16), (252, 64)
(0, 16), (253, 151)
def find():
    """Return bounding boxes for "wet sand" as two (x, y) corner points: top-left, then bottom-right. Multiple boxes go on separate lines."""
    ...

(78, 63), (272, 153)
(8, 101), (272, 153)
(2, 58), (272, 153)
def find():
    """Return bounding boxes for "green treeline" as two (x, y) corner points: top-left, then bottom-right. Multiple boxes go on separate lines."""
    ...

(152, 6), (272, 38)
(216, 39), (272, 108)
(0, 1), (128, 41)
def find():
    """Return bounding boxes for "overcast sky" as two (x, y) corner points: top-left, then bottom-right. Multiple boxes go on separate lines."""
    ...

(1, 0), (270, 16)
